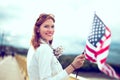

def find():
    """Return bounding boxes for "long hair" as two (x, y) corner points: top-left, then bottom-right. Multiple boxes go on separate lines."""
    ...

(31, 13), (55, 49)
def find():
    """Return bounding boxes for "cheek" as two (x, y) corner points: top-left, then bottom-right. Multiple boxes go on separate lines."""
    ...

(39, 28), (44, 34)
(40, 31), (44, 36)
(39, 29), (43, 36)
(53, 29), (55, 33)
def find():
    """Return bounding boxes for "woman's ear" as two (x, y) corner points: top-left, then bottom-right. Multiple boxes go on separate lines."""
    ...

(37, 30), (40, 33)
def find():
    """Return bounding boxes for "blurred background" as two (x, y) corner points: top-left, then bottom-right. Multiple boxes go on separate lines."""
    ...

(0, 0), (120, 63)
(0, 0), (120, 80)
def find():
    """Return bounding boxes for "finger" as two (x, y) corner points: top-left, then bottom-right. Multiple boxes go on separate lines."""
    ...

(79, 55), (85, 59)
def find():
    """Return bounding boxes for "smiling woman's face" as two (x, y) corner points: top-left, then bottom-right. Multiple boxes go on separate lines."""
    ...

(39, 19), (55, 43)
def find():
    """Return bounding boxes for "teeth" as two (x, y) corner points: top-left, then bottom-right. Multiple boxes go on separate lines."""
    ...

(47, 33), (53, 36)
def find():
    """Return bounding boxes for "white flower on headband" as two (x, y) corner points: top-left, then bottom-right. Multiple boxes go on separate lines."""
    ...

(53, 46), (63, 58)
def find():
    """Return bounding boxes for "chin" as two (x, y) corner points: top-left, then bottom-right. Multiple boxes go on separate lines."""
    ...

(48, 38), (53, 41)
(46, 36), (53, 41)
(49, 39), (53, 41)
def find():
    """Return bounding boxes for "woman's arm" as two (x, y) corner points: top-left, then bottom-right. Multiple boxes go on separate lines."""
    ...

(65, 54), (85, 74)
(36, 44), (85, 80)
(36, 45), (68, 80)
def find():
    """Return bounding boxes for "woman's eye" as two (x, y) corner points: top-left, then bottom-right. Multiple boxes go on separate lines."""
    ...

(44, 25), (48, 28)
(44, 25), (54, 28)
(51, 25), (54, 28)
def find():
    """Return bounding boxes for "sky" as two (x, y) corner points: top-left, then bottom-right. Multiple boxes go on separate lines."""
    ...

(0, 0), (120, 53)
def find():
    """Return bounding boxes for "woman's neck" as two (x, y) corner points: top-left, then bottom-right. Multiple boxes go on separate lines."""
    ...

(40, 38), (49, 44)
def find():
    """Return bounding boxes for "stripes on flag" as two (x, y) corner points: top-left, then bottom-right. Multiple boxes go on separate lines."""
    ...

(84, 13), (120, 79)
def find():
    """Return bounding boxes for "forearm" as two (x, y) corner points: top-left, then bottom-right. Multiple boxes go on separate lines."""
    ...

(65, 64), (75, 74)
(65, 54), (85, 74)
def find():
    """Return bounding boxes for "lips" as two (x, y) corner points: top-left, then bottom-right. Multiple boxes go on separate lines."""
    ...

(45, 33), (53, 37)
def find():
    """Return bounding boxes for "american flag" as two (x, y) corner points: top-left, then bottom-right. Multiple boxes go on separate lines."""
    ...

(84, 14), (120, 79)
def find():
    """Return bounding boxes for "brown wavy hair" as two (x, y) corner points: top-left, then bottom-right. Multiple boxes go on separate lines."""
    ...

(31, 13), (55, 49)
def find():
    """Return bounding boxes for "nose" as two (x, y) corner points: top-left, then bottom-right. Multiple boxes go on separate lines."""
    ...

(48, 27), (54, 32)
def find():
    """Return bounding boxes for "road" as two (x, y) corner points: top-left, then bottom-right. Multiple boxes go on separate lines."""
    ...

(0, 56), (24, 80)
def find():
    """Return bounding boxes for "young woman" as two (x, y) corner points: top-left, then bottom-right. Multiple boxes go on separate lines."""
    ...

(27, 13), (85, 80)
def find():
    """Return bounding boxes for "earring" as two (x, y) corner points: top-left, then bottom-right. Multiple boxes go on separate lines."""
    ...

(37, 30), (39, 33)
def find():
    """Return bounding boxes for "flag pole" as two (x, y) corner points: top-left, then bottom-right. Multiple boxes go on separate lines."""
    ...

(94, 11), (96, 15)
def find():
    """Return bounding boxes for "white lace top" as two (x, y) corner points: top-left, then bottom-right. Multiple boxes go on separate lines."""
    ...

(27, 41), (69, 80)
